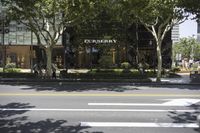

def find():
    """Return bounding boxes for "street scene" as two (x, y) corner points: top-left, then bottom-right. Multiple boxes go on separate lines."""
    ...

(0, 83), (200, 133)
(1, 0), (200, 133)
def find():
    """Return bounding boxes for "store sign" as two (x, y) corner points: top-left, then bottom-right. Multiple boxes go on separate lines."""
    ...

(84, 39), (117, 44)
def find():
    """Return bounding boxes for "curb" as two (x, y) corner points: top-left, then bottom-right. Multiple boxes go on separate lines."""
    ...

(0, 78), (200, 86)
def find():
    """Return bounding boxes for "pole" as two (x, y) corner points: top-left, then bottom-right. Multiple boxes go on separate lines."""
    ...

(136, 21), (139, 64)
(30, 31), (33, 73)
(2, 15), (6, 73)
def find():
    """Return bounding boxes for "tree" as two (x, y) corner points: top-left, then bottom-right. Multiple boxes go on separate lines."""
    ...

(4, 0), (93, 77)
(178, 0), (200, 19)
(118, 0), (189, 82)
(173, 37), (200, 61)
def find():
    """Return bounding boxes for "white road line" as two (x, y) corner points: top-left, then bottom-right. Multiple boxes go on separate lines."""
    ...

(80, 122), (199, 128)
(0, 108), (198, 112)
(88, 103), (165, 106)
(88, 99), (200, 106)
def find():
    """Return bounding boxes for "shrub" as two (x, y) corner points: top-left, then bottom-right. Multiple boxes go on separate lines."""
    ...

(5, 68), (21, 73)
(98, 55), (113, 68)
(171, 67), (181, 73)
(121, 62), (131, 69)
(5, 63), (20, 73)
(192, 63), (199, 68)
(5, 63), (16, 68)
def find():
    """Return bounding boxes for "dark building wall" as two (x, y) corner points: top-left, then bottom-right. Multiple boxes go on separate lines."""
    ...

(65, 22), (172, 69)
(198, 22), (200, 42)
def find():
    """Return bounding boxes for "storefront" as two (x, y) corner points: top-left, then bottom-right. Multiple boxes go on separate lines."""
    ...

(0, 21), (172, 69)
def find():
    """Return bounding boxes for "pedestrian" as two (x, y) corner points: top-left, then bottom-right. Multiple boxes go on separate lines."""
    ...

(33, 64), (39, 76)
(189, 58), (193, 68)
(52, 63), (57, 79)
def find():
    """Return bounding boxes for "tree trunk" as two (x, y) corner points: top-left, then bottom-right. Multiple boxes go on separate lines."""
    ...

(156, 41), (162, 82)
(45, 46), (52, 78)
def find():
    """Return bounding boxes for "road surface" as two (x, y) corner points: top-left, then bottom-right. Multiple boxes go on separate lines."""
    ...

(0, 82), (200, 133)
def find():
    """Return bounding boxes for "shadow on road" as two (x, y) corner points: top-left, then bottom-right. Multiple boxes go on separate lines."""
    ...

(0, 102), (103, 133)
(0, 103), (35, 118)
(1, 82), (141, 92)
(143, 84), (200, 90)
(167, 104), (200, 132)
(2, 82), (200, 92)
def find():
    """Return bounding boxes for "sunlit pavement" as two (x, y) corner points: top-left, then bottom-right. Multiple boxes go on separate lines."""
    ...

(150, 73), (191, 84)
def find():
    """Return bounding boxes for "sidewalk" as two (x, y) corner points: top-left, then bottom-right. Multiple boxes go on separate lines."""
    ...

(1, 72), (199, 85)
(150, 73), (191, 84)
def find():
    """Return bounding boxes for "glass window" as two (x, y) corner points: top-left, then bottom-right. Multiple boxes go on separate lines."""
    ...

(17, 34), (24, 45)
(9, 33), (17, 44)
(4, 34), (9, 45)
(33, 34), (38, 45)
(24, 31), (31, 44)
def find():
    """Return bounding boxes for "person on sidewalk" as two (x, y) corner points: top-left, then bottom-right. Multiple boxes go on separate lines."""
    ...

(52, 63), (57, 79)
(189, 58), (194, 68)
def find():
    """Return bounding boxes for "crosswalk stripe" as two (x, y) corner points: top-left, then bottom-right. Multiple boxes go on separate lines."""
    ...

(80, 122), (199, 128)
(0, 108), (198, 112)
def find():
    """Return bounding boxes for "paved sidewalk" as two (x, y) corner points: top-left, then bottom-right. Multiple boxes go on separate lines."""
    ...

(150, 73), (191, 84)
(1, 70), (199, 85)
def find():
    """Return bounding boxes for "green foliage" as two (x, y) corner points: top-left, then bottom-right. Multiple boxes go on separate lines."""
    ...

(173, 37), (200, 60)
(117, 0), (189, 82)
(88, 69), (115, 74)
(98, 55), (113, 68)
(178, 0), (200, 19)
(4, 0), (96, 77)
(171, 67), (181, 73)
(191, 62), (199, 71)
(5, 63), (16, 68)
(121, 62), (131, 69)
(4, 63), (21, 73)
(5, 68), (21, 73)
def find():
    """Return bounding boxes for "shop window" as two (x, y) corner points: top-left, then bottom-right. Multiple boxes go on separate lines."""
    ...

(9, 53), (17, 63)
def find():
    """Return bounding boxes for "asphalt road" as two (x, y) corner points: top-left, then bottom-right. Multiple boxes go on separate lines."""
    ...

(0, 82), (200, 133)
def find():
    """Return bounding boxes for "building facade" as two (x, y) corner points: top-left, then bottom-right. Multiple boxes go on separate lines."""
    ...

(1, 5), (172, 69)
(171, 24), (180, 44)
(197, 22), (200, 42)
(0, 21), (172, 69)
(0, 21), (63, 69)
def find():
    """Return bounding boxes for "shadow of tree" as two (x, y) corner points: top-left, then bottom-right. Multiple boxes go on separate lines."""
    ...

(0, 103), (103, 133)
(3, 82), (140, 92)
(0, 118), (102, 133)
(0, 103), (35, 118)
(144, 84), (200, 90)
(167, 104), (200, 132)
(2, 82), (200, 93)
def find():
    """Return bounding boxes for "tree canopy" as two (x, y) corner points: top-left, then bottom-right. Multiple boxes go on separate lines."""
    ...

(174, 37), (200, 60)
(178, 0), (200, 20)
(116, 0), (190, 81)
(3, 0), (95, 77)
(2, 0), (200, 80)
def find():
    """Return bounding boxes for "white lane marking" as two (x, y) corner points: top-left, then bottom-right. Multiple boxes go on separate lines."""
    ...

(162, 99), (200, 106)
(80, 122), (198, 128)
(0, 108), (198, 112)
(89, 103), (164, 106)
(88, 99), (200, 107)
